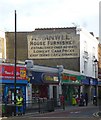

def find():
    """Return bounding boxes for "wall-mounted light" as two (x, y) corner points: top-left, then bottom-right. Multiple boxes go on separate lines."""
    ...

(94, 59), (98, 63)
(94, 59), (98, 79)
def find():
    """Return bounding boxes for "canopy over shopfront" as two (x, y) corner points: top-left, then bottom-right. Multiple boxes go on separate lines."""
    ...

(26, 65), (60, 99)
(61, 73), (81, 85)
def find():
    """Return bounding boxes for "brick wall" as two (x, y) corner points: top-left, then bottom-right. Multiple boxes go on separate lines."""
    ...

(5, 27), (80, 71)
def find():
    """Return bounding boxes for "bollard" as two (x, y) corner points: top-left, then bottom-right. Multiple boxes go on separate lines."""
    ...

(38, 98), (40, 113)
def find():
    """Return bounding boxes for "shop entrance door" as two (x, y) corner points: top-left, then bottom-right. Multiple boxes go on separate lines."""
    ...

(7, 88), (23, 104)
(3, 85), (26, 113)
(53, 86), (57, 106)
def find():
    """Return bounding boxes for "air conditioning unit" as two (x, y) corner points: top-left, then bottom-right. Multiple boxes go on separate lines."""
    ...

(25, 60), (34, 68)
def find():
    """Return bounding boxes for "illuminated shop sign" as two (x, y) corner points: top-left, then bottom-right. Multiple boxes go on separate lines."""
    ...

(0, 64), (26, 80)
(30, 71), (58, 84)
(62, 73), (81, 84)
(62, 74), (76, 81)
(42, 73), (58, 82)
(28, 33), (79, 59)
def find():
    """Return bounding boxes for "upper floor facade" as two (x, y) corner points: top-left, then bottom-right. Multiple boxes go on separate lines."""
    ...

(78, 28), (99, 78)
(0, 27), (99, 79)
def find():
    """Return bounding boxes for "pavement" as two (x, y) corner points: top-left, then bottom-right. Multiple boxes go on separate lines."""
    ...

(0, 102), (101, 119)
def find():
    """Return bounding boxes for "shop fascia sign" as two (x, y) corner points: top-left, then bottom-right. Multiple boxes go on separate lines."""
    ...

(61, 73), (81, 83)
(42, 73), (58, 82)
(0, 64), (26, 80)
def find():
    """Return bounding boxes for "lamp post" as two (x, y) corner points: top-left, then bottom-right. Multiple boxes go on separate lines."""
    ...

(14, 10), (17, 116)
(94, 59), (98, 106)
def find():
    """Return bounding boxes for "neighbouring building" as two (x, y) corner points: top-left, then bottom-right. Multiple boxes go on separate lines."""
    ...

(79, 28), (99, 101)
(0, 30), (6, 61)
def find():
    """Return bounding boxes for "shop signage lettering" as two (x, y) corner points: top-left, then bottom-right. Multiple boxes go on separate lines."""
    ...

(62, 74), (76, 81)
(42, 73), (58, 82)
(28, 33), (79, 59)
(44, 75), (54, 81)
(0, 64), (26, 80)
(62, 73), (81, 84)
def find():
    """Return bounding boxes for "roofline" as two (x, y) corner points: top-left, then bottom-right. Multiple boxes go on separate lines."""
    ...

(35, 27), (76, 30)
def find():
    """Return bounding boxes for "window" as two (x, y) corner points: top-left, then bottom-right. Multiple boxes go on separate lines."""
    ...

(83, 41), (89, 59)
(84, 60), (87, 74)
(92, 47), (95, 59)
(84, 41), (87, 52)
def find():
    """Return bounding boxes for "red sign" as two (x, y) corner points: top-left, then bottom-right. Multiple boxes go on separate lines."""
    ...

(62, 74), (76, 81)
(0, 64), (26, 80)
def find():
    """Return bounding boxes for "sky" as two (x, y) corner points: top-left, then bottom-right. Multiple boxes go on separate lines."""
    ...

(0, 0), (100, 36)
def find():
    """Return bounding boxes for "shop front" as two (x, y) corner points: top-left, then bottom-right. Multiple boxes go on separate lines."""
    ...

(0, 64), (28, 115)
(90, 78), (98, 100)
(81, 76), (97, 101)
(28, 71), (59, 101)
(81, 76), (90, 91)
(61, 73), (81, 105)
(81, 76), (90, 102)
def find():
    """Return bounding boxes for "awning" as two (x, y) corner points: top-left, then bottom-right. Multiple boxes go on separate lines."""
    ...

(0, 79), (28, 84)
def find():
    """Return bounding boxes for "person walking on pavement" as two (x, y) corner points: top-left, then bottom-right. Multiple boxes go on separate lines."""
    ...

(16, 95), (23, 115)
(60, 94), (65, 110)
(84, 93), (88, 106)
(79, 93), (84, 106)
(72, 95), (77, 106)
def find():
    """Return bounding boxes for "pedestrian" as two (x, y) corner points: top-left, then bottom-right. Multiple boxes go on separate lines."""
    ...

(84, 93), (88, 106)
(16, 95), (24, 115)
(72, 95), (77, 106)
(93, 95), (97, 105)
(60, 94), (65, 110)
(79, 93), (84, 106)
(75, 94), (80, 105)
